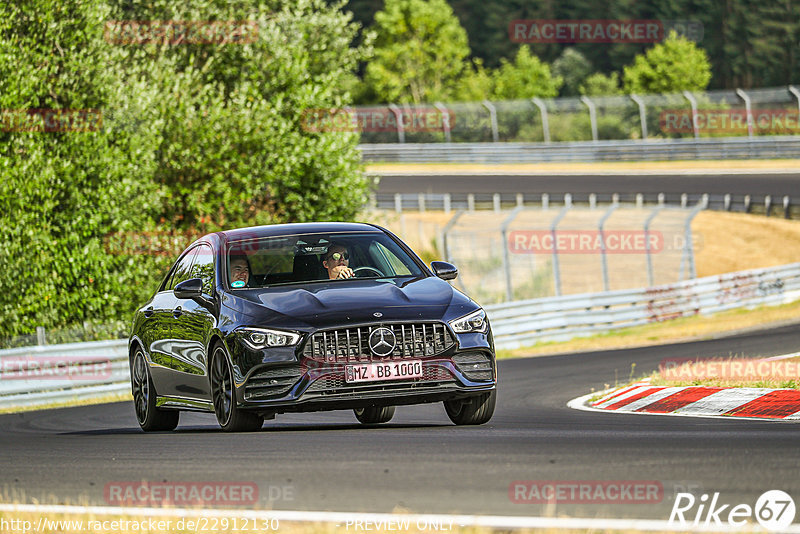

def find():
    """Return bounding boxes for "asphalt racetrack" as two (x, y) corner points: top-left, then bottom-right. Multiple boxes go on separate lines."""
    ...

(2, 323), (800, 521)
(376, 172), (800, 197)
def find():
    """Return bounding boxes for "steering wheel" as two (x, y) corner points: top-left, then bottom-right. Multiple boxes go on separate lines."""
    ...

(353, 266), (385, 278)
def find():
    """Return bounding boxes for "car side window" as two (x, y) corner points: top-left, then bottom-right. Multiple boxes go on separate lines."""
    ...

(190, 245), (215, 296)
(168, 248), (199, 291)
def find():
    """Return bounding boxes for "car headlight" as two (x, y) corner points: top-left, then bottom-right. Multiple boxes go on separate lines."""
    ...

(237, 327), (301, 349)
(449, 309), (488, 334)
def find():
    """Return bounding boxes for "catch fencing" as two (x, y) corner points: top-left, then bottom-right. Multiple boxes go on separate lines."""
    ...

(353, 86), (800, 145)
(2, 262), (799, 408)
(391, 202), (707, 304)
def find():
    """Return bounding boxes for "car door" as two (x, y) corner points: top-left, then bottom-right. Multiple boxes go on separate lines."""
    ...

(169, 244), (217, 401)
(156, 247), (198, 399)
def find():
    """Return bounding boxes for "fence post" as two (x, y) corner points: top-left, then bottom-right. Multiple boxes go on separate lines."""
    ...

(418, 193), (426, 212)
(784, 195), (791, 219)
(493, 193), (501, 213)
(542, 193), (549, 210)
(681, 193), (688, 208)
(680, 198), (707, 280)
(657, 193), (665, 206)
(580, 96), (598, 142)
(682, 91), (700, 139)
(394, 193), (402, 213)
(598, 201), (620, 292)
(442, 210), (465, 263)
(630, 94), (648, 140)
(564, 193), (573, 207)
(433, 102), (452, 143)
(516, 193), (524, 208)
(482, 100), (499, 142)
(765, 195), (772, 217)
(789, 86), (800, 117)
(443, 193), (451, 214)
(531, 97), (550, 143)
(724, 193), (731, 211)
(501, 206), (525, 302)
(467, 194), (475, 212)
(550, 205), (572, 296)
(388, 104), (405, 143)
(36, 326), (47, 346)
(735, 89), (754, 138)
(744, 194), (751, 213)
(644, 206), (665, 287)
(636, 193), (644, 209)
(589, 193), (597, 209)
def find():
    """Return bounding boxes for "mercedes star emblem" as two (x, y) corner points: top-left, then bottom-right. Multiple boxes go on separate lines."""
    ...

(368, 327), (396, 357)
(373, 312), (383, 318)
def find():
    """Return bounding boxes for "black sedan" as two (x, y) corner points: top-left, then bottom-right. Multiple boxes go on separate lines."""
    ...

(128, 222), (497, 432)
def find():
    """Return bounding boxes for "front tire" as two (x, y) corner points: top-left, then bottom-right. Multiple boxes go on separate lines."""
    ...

(444, 390), (496, 425)
(210, 343), (263, 432)
(354, 406), (395, 424)
(131, 348), (179, 432)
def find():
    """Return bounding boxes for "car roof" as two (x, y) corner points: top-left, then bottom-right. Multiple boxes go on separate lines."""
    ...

(219, 222), (382, 243)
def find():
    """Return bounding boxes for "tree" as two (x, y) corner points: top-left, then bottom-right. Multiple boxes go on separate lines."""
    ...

(553, 48), (593, 96)
(0, 0), (373, 340)
(491, 46), (562, 100)
(622, 31), (712, 94)
(580, 72), (623, 96)
(364, 0), (470, 104)
(0, 0), (163, 339)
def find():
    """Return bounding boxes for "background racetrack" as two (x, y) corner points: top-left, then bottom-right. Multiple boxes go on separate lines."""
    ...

(3, 323), (800, 521)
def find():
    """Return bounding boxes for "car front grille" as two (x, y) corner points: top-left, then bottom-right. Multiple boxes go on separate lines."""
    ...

(244, 365), (303, 400)
(302, 322), (455, 363)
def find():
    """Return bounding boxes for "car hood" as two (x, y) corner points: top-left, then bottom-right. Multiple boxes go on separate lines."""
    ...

(222, 276), (476, 330)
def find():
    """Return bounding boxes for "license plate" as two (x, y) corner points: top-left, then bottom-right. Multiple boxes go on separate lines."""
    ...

(345, 360), (423, 383)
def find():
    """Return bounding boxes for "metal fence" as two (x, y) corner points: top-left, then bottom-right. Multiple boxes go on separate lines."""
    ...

(354, 86), (800, 144)
(388, 202), (707, 305)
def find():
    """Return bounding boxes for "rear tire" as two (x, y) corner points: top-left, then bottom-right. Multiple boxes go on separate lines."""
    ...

(210, 343), (263, 432)
(354, 406), (395, 425)
(131, 348), (179, 432)
(444, 390), (496, 425)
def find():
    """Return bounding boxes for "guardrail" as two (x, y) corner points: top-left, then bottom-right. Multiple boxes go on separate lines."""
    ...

(0, 339), (129, 410)
(359, 136), (800, 163)
(376, 192), (793, 218)
(3, 262), (800, 409)
(486, 262), (800, 350)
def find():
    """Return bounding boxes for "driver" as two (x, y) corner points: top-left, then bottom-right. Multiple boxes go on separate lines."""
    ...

(322, 244), (354, 280)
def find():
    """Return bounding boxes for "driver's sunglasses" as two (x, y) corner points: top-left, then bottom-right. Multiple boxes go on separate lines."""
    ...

(327, 252), (349, 261)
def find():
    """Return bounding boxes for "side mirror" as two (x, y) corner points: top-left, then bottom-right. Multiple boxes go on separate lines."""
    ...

(174, 277), (203, 300)
(431, 261), (458, 280)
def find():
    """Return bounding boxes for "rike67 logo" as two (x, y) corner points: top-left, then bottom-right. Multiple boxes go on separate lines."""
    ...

(670, 490), (795, 531)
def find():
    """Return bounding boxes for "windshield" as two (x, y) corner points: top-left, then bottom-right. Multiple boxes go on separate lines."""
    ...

(226, 231), (424, 289)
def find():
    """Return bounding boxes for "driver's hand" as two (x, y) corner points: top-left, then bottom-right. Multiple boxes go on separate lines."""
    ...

(333, 266), (355, 279)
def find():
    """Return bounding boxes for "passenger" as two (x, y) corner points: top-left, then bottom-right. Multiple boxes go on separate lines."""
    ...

(323, 244), (354, 280)
(229, 255), (251, 288)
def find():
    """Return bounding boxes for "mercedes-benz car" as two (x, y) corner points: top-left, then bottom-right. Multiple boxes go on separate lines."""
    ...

(128, 222), (497, 432)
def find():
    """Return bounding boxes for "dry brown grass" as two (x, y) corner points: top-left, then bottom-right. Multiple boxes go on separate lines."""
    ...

(693, 211), (800, 277)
